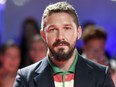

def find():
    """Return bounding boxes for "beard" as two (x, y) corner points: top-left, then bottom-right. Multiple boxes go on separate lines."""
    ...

(49, 39), (77, 61)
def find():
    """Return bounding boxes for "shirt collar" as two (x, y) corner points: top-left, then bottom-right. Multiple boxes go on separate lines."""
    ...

(47, 50), (78, 74)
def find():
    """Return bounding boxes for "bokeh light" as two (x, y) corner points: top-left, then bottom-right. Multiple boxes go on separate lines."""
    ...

(0, 0), (7, 5)
(12, 0), (30, 6)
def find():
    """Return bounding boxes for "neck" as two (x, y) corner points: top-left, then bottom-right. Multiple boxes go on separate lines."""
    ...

(49, 49), (76, 72)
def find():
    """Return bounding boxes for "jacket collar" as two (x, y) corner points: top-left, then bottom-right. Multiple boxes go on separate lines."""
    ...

(35, 57), (49, 74)
(74, 54), (94, 87)
(34, 55), (94, 87)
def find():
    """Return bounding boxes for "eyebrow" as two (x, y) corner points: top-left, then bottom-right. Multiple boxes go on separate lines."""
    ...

(47, 25), (56, 29)
(49, 24), (72, 28)
(64, 24), (72, 26)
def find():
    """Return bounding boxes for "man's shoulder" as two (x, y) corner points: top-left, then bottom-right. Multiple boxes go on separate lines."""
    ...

(17, 61), (40, 80)
(17, 57), (48, 79)
(79, 55), (108, 74)
(19, 61), (41, 75)
(77, 55), (114, 87)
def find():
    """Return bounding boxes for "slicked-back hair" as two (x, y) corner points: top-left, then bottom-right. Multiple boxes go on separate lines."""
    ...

(82, 27), (107, 44)
(41, 1), (80, 30)
(2, 43), (20, 54)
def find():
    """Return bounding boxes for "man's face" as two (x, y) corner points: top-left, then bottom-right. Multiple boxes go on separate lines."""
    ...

(83, 39), (107, 65)
(3, 47), (21, 73)
(0, 53), (2, 67)
(30, 40), (47, 62)
(41, 13), (81, 61)
(24, 23), (37, 43)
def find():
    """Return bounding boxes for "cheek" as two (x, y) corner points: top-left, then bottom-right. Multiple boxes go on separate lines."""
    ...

(3, 58), (11, 69)
(68, 34), (77, 45)
(67, 30), (78, 40)
(3, 55), (10, 62)
(3, 59), (8, 66)
(14, 59), (20, 67)
(46, 35), (55, 46)
(30, 51), (35, 55)
(3, 55), (20, 68)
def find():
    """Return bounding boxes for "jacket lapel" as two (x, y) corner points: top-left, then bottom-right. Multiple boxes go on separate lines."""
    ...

(33, 57), (55, 87)
(33, 55), (94, 87)
(74, 55), (94, 87)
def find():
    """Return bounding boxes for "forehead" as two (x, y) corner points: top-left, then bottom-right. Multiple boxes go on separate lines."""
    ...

(86, 39), (105, 47)
(5, 47), (19, 53)
(44, 13), (75, 27)
(47, 12), (73, 19)
(33, 40), (45, 45)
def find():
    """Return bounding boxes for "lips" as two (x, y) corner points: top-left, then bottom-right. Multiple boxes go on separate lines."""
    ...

(55, 43), (67, 46)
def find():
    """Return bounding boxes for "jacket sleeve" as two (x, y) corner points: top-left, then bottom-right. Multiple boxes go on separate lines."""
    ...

(103, 67), (115, 87)
(13, 69), (28, 87)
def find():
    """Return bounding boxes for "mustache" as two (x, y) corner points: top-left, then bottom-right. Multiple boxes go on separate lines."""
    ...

(53, 41), (70, 47)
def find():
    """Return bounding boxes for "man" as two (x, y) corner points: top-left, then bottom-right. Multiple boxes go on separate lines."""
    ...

(26, 34), (47, 65)
(13, 1), (114, 87)
(0, 45), (3, 67)
(81, 26), (109, 66)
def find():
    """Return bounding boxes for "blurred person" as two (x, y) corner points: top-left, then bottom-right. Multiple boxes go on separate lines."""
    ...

(78, 21), (110, 59)
(20, 18), (40, 68)
(82, 21), (95, 30)
(82, 27), (109, 66)
(0, 43), (21, 87)
(77, 21), (96, 55)
(26, 34), (47, 65)
(0, 45), (3, 67)
(21, 17), (40, 45)
(112, 71), (116, 87)
(0, 45), (3, 86)
(14, 1), (114, 87)
(110, 59), (116, 86)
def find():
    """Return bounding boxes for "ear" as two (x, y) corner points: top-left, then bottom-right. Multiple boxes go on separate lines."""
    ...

(77, 26), (82, 40)
(40, 29), (46, 42)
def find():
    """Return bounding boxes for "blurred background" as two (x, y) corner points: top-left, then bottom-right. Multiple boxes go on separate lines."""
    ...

(0, 0), (116, 87)
(0, 0), (116, 56)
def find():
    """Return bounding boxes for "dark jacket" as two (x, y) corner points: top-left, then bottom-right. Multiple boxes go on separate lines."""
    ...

(13, 55), (114, 87)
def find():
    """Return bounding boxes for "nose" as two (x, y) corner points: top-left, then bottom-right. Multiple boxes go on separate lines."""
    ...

(56, 30), (64, 41)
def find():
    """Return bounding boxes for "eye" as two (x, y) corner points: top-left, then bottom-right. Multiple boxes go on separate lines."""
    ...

(50, 28), (56, 31)
(50, 28), (56, 32)
(48, 28), (57, 33)
(64, 27), (71, 30)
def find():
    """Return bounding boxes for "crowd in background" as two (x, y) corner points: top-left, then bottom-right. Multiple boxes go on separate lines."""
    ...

(0, 18), (116, 87)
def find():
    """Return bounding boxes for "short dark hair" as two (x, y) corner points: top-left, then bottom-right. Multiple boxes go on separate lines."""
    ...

(22, 18), (40, 34)
(0, 45), (3, 54)
(82, 27), (107, 44)
(41, 1), (80, 30)
(2, 43), (20, 54)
